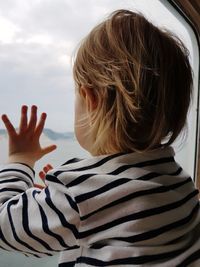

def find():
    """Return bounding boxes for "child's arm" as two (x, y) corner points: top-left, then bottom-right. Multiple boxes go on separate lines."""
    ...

(1, 105), (56, 168)
(0, 107), (80, 257)
(0, 166), (80, 257)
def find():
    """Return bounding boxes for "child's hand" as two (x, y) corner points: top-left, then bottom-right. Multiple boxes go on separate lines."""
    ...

(1, 105), (57, 168)
(34, 163), (53, 189)
(39, 163), (53, 183)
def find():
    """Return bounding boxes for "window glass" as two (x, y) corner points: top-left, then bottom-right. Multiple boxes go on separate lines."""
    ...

(0, 0), (199, 266)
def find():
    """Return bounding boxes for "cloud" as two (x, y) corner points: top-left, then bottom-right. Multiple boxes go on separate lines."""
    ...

(0, 0), (194, 133)
(0, 38), (75, 130)
(0, 17), (21, 44)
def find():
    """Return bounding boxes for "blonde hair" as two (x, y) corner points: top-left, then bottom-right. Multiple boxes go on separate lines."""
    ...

(73, 9), (193, 155)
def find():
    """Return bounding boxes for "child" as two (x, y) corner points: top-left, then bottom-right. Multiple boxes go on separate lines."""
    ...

(0, 9), (200, 267)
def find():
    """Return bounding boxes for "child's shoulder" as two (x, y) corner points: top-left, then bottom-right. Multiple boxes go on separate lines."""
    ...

(45, 146), (179, 189)
(44, 153), (128, 188)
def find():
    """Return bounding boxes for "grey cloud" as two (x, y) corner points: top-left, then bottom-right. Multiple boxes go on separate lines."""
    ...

(0, 0), (192, 133)
(0, 40), (74, 131)
(0, 0), (132, 42)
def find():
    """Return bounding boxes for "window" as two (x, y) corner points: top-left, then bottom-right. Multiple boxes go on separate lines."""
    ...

(0, 1), (199, 266)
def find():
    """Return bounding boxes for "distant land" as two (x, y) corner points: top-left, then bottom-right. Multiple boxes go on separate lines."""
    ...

(0, 128), (75, 141)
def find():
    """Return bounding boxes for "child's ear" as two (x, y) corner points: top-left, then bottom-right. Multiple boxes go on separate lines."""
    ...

(80, 86), (98, 112)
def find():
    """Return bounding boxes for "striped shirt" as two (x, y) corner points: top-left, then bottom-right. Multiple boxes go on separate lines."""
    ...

(0, 146), (200, 266)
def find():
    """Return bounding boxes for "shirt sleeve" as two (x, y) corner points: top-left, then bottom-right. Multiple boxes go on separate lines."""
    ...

(0, 163), (80, 258)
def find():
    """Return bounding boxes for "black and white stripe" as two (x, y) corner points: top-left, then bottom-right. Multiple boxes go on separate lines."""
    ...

(0, 146), (200, 266)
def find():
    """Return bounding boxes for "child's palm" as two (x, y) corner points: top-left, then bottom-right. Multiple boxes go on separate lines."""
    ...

(2, 105), (57, 167)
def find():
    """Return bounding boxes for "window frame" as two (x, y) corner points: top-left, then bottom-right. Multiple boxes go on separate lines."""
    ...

(164, 0), (200, 188)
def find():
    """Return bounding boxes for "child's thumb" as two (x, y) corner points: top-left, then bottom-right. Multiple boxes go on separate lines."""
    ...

(41, 144), (57, 156)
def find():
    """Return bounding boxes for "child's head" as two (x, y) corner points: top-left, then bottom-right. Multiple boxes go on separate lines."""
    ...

(73, 9), (193, 155)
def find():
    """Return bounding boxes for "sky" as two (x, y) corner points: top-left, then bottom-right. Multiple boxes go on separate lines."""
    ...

(0, 0), (194, 132)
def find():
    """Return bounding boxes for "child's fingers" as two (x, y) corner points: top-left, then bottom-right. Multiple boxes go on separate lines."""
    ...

(28, 105), (37, 131)
(46, 164), (53, 170)
(44, 164), (53, 173)
(43, 166), (49, 173)
(41, 145), (57, 157)
(1, 114), (17, 137)
(39, 171), (45, 180)
(39, 164), (53, 182)
(19, 105), (28, 133)
(35, 112), (47, 137)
